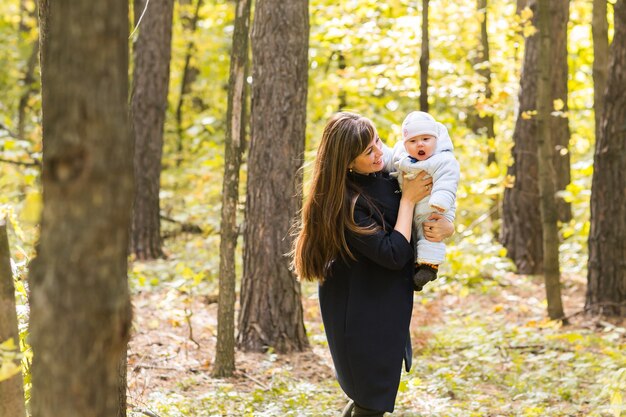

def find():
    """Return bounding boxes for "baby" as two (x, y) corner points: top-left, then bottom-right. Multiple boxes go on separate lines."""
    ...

(385, 111), (460, 291)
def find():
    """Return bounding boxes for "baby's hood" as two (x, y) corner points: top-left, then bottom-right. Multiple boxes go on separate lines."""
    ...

(435, 122), (454, 153)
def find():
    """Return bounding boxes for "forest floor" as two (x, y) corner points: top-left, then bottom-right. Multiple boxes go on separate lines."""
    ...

(126, 252), (626, 417)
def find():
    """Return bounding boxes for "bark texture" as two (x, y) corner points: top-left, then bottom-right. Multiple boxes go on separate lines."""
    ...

(239, 0), (310, 352)
(30, 1), (133, 416)
(586, 0), (626, 317)
(213, 0), (252, 377)
(130, 0), (175, 260)
(592, 0), (609, 140)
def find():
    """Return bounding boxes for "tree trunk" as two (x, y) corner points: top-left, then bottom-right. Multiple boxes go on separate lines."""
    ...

(238, 0), (309, 353)
(501, 1), (542, 274)
(0, 220), (26, 417)
(536, 0), (564, 320)
(130, 0), (175, 260)
(338, 52), (347, 110)
(419, 0), (429, 112)
(30, 1), (133, 416)
(175, 0), (203, 165)
(549, 0), (572, 222)
(592, 0), (609, 141)
(501, 0), (570, 273)
(586, 0), (626, 317)
(213, 0), (252, 378)
(473, 0), (500, 234)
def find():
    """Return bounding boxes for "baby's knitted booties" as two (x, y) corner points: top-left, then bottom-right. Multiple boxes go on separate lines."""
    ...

(413, 264), (438, 291)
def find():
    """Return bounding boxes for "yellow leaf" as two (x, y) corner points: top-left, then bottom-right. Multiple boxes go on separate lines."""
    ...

(523, 25), (537, 37)
(0, 362), (21, 382)
(20, 192), (42, 224)
(493, 304), (504, 313)
(520, 7), (534, 21)
(487, 161), (500, 177)
(503, 175), (516, 188)
(0, 338), (17, 351)
(553, 99), (565, 111)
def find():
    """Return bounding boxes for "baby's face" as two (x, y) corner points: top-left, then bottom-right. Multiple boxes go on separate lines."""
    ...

(404, 134), (437, 161)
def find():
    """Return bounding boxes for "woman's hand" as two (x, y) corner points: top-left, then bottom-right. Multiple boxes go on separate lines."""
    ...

(400, 170), (432, 204)
(423, 213), (454, 242)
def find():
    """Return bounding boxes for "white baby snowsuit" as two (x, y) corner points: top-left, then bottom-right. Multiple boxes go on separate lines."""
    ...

(383, 117), (459, 265)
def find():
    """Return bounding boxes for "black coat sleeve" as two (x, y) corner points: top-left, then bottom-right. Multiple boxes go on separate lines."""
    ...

(346, 205), (413, 271)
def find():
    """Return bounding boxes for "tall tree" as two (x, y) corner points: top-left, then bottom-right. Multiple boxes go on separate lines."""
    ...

(471, 0), (500, 234)
(419, 0), (430, 112)
(175, 0), (204, 164)
(213, 0), (252, 377)
(536, 0), (564, 320)
(474, 0), (496, 166)
(0, 220), (26, 417)
(592, 0), (609, 141)
(130, 0), (175, 260)
(587, 0), (626, 317)
(549, 0), (572, 223)
(30, 1), (133, 416)
(238, 0), (310, 352)
(501, 2), (542, 273)
(17, 0), (39, 140)
(501, 0), (570, 274)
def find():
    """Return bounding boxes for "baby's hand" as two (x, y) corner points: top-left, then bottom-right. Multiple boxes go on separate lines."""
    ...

(396, 156), (425, 174)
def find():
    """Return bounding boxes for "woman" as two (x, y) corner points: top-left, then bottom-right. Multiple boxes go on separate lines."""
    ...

(293, 112), (454, 416)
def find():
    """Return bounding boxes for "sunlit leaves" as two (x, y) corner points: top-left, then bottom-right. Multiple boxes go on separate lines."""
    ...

(0, 337), (21, 382)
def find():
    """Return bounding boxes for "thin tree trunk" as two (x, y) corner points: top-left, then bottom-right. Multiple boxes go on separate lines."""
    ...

(17, 1), (38, 140)
(175, 0), (203, 165)
(130, 0), (175, 260)
(586, 0), (626, 317)
(474, 0), (500, 234)
(536, 0), (564, 320)
(238, 0), (309, 353)
(419, 0), (429, 112)
(476, 0), (496, 165)
(30, 1), (133, 416)
(338, 52), (347, 110)
(592, 0), (609, 141)
(213, 0), (252, 378)
(0, 220), (26, 417)
(550, 0), (572, 222)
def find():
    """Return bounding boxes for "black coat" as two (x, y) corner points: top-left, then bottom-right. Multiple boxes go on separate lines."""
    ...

(319, 171), (414, 412)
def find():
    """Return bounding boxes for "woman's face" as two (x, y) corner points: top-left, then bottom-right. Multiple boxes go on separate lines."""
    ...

(348, 135), (384, 174)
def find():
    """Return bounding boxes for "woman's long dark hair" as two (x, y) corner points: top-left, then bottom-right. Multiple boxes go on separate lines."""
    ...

(293, 112), (380, 283)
